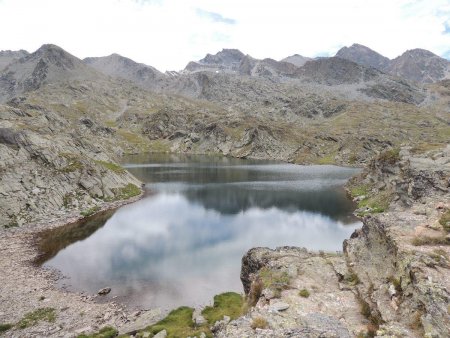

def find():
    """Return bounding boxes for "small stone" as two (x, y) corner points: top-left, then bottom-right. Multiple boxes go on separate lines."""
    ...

(388, 284), (396, 297)
(153, 329), (167, 338)
(97, 287), (111, 295)
(223, 315), (230, 324)
(194, 314), (207, 326)
(143, 332), (151, 338)
(269, 302), (290, 312)
(200, 333), (206, 338)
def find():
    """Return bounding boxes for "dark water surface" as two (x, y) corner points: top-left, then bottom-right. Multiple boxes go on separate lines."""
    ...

(41, 154), (361, 310)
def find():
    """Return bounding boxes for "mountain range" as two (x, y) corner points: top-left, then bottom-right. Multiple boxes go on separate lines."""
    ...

(0, 42), (449, 228)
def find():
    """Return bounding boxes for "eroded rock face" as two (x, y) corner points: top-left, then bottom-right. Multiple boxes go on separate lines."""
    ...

(0, 104), (142, 229)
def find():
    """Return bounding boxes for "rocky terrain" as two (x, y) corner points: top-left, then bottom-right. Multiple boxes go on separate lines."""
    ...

(216, 145), (450, 337)
(0, 42), (449, 337)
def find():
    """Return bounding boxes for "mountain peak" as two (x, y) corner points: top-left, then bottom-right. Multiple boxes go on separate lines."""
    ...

(335, 44), (390, 70)
(281, 54), (311, 67)
(199, 49), (245, 66)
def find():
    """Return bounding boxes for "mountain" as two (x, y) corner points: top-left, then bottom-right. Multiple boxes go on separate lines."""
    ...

(84, 53), (166, 90)
(0, 44), (100, 102)
(336, 44), (450, 83)
(184, 48), (245, 73)
(387, 48), (450, 83)
(0, 49), (29, 72)
(335, 43), (390, 70)
(281, 54), (311, 67)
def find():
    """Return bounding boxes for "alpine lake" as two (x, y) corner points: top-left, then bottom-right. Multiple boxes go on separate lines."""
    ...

(37, 154), (362, 311)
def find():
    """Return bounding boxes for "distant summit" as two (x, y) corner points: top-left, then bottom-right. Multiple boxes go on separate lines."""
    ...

(185, 49), (245, 73)
(335, 44), (390, 71)
(387, 48), (450, 83)
(84, 53), (166, 90)
(0, 44), (100, 102)
(335, 44), (450, 83)
(281, 54), (311, 67)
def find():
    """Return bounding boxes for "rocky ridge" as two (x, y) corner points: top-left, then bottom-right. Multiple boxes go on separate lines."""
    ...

(217, 145), (450, 337)
(336, 43), (450, 83)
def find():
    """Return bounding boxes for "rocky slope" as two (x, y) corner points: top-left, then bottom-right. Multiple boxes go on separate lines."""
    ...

(0, 49), (29, 72)
(217, 145), (450, 337)
(0, 101), (142, 229)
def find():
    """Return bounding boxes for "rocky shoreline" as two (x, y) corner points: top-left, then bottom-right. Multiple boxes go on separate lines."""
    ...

(216, 145), (449, 337)
(0, 193), (166, 338)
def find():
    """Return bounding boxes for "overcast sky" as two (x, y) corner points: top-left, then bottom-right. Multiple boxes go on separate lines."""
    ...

(0, 0), (449, 71)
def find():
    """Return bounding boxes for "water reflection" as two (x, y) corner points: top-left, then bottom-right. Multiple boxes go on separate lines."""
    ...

(41, 154), (361, 310)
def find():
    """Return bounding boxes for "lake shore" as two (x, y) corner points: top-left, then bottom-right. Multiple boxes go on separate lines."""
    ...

(0, 193), (165, 337)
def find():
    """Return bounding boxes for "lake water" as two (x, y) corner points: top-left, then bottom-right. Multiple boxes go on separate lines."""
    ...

(40, 154), (361, 310)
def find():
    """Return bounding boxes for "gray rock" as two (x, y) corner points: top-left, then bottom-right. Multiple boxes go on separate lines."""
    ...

(153, 329), (167, 338)
(97, 287), (111, 295)
(269, 302), (289, 312)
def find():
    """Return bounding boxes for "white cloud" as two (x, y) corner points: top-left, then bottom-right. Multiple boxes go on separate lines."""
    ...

(0, 0), (449, 71)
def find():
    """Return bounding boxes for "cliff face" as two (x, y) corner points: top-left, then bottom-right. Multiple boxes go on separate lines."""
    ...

(220, 145), (450, 337)
(0, 103), (142, 229)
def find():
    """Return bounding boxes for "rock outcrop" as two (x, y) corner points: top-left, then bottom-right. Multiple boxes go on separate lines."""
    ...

(0, 102), (142, 229)
(218, 145), (450, 337)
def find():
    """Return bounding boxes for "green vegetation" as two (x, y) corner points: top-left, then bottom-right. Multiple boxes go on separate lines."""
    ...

(377, 148), (400, 165)
(250, 317), (268, 330)
(95, 160), (125, 174)
(412, 235), (449, 246)
(439, 210), (450, 232)
(0, 324), (13, 333)
(77, 326), (118, 338)
(143, 306), (210, 338)
(59, 152), (83, 173)
(316, 153), (336, 165)
(356, 191), (392, 216)
(17, 307), (56, 329)
(202, 292), (244, 325)
(343, 271), (360, 286)
(80, 205), (101, 217)
(259, 267), (291, 293)
(113, 183), (141, 200)
(299, 288), (310, 298)
(4, 221), (19, 229)
(350, 184), (371, 198)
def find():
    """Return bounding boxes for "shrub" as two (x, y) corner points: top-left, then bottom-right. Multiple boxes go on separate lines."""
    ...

(299, 288), (310, 298)
(251, 317), (268, 330)
(439, 210), (450, 232)
(0, 324), (13, 333)
(80, 206), (100, 217)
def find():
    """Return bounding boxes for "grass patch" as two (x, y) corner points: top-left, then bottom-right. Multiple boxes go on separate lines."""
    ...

(113, 183), (141, 200)
(251, 317), (268, 330)
(144, 306), (210, 338)
(299, 288), (310, 298)
(77, 326), (118, 338)
(202, 292), (244, 325)
(357, 191), (392, 215)
(17, 308), (56, 329)
(59, 152), (83, 173)
(95, 160), (125, 174)
(80, 205), (100, 217)
(410, 143), (445, 154)
(343, 271), (360, 286)
(439, 210), (450, 232)
(316, 154), (336, 165)
(259, 267), (291, 294)
(349, 184), (371, 198)
(412, 235), (450, 246)
(377, 148), (400, 165)
(0, 324), (13, 333)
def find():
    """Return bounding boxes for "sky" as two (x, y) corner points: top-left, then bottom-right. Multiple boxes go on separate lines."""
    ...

(0, 0), (449, 71)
